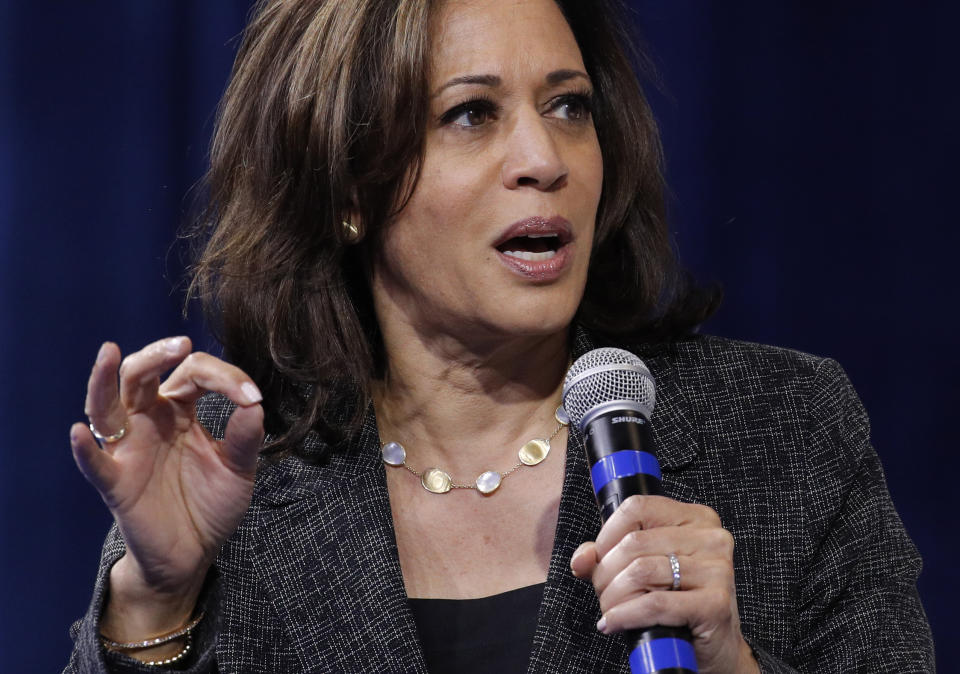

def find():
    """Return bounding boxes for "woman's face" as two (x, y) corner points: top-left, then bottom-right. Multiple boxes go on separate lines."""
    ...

(372, 0), (603, 347)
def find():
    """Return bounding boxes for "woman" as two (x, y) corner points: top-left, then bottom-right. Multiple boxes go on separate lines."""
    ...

(66, 0), (933, 672)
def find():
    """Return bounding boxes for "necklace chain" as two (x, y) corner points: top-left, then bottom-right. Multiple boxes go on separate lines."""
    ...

(396, 418), (567, 490)
(379, 406), (570, 495)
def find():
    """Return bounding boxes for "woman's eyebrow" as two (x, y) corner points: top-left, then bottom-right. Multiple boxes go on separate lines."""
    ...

(433, 74), (501, 97)
(544, 69), (591, 86)
(432, 69), (591, 98)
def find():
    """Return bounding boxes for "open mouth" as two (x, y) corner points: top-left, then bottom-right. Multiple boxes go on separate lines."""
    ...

(491, 216), (574, 280)
(495, 233), (564, 261)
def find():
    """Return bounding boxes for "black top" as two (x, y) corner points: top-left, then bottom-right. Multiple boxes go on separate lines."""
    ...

(408, 583), (545, 673)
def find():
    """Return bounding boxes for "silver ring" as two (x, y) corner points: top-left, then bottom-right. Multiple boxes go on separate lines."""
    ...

(89, 421), (127, 444)
(667, 553), (681, 591)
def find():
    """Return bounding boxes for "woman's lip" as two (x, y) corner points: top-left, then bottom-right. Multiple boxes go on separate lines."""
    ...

(495, 242), (575, 282)
(491, 216), (574, 248)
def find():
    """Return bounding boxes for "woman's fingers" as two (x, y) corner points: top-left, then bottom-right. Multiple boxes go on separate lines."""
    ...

(85, 342), (127, 441)
(220, 403), (265, 475)
(594, 495), (722, 559)
(158, 350), (265, 474)
(159, 352), (263, 409)
(598, 586), (736, 637)
(570, 541), (599, 578)
(80, 337), (264, 485)
(597, 555), (729, 614)
(576, 496), (751, 672)
(591, 525), (734, 595)
(577, 496), (737, 628)
(70, 421), (119, 494)
(118, 336), (193, 413)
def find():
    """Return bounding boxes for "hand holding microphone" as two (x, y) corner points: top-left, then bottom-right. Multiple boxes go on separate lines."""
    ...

(565, 348), (758, 674)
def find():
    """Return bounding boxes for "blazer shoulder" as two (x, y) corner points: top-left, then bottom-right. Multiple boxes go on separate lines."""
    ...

(646, 334), (832, 393)
(670, 333), (824, 371)
(634, 334), (863, 438)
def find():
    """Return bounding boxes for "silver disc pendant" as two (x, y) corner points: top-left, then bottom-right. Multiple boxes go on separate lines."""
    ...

(475, 470), (502, 495)
(421, 468), (452, 494)
(519, 438), (550, 466)
(381, 441), (406, 466)
(555, 406), (570, 426)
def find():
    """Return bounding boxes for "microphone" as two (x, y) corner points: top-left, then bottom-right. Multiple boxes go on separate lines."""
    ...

(562, 347), (698, 674)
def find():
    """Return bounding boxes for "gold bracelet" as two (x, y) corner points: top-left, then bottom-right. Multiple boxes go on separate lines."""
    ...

(99, 611), (204, 651)
(142, 633), (192, 667)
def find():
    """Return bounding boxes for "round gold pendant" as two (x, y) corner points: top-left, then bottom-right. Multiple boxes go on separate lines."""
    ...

(518, 438), (550, 466)
(421, 468), (452, 494)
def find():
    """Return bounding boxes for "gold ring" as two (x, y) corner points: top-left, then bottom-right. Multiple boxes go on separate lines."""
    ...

(89, 422), (127, 444)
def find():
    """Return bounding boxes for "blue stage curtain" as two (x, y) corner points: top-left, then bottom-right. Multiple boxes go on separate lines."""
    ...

(1, 1), (953, 670)
(0, 2), (250, 669)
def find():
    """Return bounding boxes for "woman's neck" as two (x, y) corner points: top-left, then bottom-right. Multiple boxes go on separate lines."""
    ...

(372, 328), (570, 476)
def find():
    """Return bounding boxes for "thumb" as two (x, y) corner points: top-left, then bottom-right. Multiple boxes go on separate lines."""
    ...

(220, 403), (265, 475)
(571, 541), (599, 578)
(70, 422), (119, 496)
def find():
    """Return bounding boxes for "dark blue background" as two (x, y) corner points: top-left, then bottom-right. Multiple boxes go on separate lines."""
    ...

(1, 2), (953, 671)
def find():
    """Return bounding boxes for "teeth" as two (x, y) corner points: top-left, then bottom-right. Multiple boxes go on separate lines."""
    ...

(526, 233), (559, 239)
(503, 250), (557, 261)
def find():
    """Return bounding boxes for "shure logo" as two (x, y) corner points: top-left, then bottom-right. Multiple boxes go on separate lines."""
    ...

(611, 416), (645, 424)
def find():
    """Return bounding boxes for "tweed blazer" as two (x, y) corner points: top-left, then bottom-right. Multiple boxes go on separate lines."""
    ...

(66, 331), (935, 673)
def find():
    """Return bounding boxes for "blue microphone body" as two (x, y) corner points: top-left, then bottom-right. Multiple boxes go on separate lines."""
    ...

(563, 349), (698, 674)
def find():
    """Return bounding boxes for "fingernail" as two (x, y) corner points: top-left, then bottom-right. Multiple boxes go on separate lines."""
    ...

(241, 382), (263, 404)
(166, 336), (187, 355)
(96, 343), (108, 363)
(596, 616), (607, 633)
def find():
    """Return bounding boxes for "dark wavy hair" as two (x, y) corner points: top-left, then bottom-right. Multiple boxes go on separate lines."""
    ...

(189, 0), (720, 459)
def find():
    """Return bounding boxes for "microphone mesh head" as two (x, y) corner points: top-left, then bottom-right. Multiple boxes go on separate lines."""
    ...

(562, 348), (656, 429)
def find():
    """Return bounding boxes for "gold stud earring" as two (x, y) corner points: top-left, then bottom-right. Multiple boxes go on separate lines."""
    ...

(342, 219), (361, 243)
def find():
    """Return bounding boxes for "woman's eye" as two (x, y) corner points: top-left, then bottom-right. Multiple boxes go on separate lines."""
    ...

(550, 94), (592, 121)
(442, 100), (496, 128)
(440, 94), (590, 128)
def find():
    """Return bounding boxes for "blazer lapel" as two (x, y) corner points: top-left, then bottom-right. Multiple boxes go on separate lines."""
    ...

(527, 421), (627, 673)
(639, 344), (702, 504)
(249, 413), (428, 673)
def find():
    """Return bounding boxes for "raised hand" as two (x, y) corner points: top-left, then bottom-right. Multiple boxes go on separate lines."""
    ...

(70, 336), (264, 645)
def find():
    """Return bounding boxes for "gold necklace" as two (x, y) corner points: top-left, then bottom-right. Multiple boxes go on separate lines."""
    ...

(380, 406), (570, 495)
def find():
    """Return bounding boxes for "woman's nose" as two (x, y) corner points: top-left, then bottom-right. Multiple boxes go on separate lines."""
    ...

(501, 110), (569, 191)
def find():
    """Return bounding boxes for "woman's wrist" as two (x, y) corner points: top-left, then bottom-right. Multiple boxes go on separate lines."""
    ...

(100, 554), (206, 645)
(102, 634), (191, 665)
(100, 612), (203, 665)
